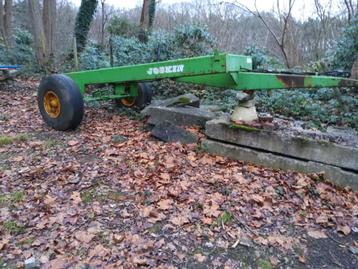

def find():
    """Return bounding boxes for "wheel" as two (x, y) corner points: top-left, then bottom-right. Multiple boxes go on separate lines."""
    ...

(116, 82), (152, 109)
(38, 74), (84, 131)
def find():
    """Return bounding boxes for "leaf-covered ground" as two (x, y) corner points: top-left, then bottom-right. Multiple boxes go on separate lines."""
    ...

(0, 80), (358, 269)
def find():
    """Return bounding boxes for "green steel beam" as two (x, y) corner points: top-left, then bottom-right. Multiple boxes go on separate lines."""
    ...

(66, 53), (253, 94)
(230, 72), (358, 90)
(66, 52), (358, 99)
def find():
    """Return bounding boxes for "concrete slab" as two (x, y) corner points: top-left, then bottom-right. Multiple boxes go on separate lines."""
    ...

(202, 139), (358, 191)
(144, 106), (217, 127)
(206, 118), (358, 171)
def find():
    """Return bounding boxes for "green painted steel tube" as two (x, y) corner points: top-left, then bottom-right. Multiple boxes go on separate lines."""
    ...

(66, 52), (358, 96)
(66, 53), (253, 94)
(230, 72), (358, 90)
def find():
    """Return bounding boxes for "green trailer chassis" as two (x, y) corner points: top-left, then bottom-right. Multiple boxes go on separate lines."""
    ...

(37, 52), (358, 130)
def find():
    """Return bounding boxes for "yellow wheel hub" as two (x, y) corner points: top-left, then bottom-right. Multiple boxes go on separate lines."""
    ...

(44, 91), (61, 118)
(120, 97), (136, 107)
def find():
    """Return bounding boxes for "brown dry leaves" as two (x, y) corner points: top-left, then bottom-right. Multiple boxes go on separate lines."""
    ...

(0, 83), (357, 268)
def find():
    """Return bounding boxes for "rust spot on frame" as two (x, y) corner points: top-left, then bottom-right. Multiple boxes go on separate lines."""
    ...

(338, 79), (358, 88)
(276, 75), (305, 88)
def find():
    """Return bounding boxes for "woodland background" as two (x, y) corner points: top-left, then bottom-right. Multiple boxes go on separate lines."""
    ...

(0, 0), (358, 130)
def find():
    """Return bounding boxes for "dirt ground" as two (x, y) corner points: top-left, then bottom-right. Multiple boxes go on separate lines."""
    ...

(0, 79), (358, 269)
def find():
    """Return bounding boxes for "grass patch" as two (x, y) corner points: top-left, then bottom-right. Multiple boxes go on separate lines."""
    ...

(0, 191), (25, 207)
(11, 191), (25, 203)
(0, 258), (8, 269)
(257, 258), (273, 269)
(0, 133), (30, 147)
(16, 237), (35, 247)
(44, 139), (61, 149)
(81, 186), (126, 205)
(3, 220), (25, 235)
(75, 246), (87, 258)
(96, 231), (110, 246)
(81, 189), (96, 204)
(15, 133), (30, 142)
(0, 136), (14, 146)
(215, 211), (232, 226)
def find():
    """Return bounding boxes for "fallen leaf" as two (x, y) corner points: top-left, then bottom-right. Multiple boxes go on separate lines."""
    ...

(269, 256), (279, 266)
(307, 229), (328, 239)
(157, 199), (173, 210)
(316, 214), (329, 224)
(48, 256), (68, 269)
(44, 194), (56, 205)
(71, 191), (82, 204)
(160, 173), (171, 181)
(337, 225), (351, 235)
(194, 253), (207, 263)
(88, 244), (109, 260)
(75, 230), (95, 243)
(112, 234), (124, 244)
(170, 215), (189, 226)
(0, 238), (9, 250)
(299, 255), (306, 263)
(68, 140), (79, 146)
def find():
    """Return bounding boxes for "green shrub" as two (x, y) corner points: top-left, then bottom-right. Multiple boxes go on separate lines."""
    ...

(111, 36), (150, 66)
(256, 88), (358, 130)
(244, 45), (283, 70)
(79, 42), (110, 70)
(0, 29), (35, 70)
(330, 14), (358, 71)
(108, 16), (141, 38)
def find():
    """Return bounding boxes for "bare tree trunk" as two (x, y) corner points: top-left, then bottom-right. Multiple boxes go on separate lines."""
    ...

(140, 0), (151, 31)
(28, 0), (48, 69)
(139, 0), (156, 42)
(0, 0), (12, 48)
(344, 0), (357, 21)
(43, 0), (56, 57)
(100, 0), (105, 46)
(3, 0), (11, 47)
(0, 0), (5, 44)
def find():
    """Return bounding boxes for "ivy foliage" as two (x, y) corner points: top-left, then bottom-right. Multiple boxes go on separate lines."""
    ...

(256, 88), (358, 130)
(330, 14), (358, 71)
(74, 0), (98, 54)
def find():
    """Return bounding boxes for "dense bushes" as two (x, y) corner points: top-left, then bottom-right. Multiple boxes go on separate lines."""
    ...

(0, 29), (35, 70)
(256, 88), (358, 129)
(81, 22), (216, 70)
(79, 42), (110, 70)
(244, 45), (283, 70)
(330, 14), (358, 71)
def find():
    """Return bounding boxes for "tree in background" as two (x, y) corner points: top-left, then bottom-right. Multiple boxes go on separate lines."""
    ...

(74, 0), (98, 54)
(139, 0), (156, 42)
(0, 0), (12, 48)
(227, 0), (296, 68)
(43, 0), (56, 58)
(342, 0), (358, 22)
(27, 0), (56, 71)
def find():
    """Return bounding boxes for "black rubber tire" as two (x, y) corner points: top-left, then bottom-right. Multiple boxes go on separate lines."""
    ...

(38, 74), (84, 131)
(116, 82), (152, 109)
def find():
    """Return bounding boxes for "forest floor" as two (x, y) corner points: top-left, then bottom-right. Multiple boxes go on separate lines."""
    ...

(0, 79), (358, 269)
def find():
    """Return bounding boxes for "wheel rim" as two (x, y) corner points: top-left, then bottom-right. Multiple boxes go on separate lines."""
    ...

(120, 97), (136, 107)
(44, 91), (61, 118)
